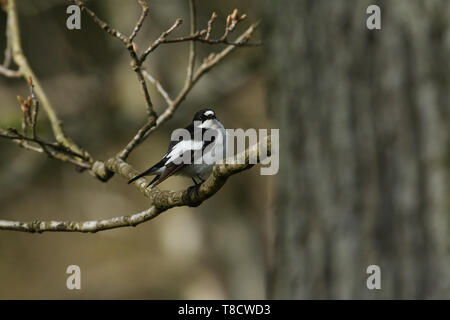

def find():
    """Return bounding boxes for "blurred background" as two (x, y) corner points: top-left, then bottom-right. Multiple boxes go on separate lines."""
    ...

(0, 0), (449, 299)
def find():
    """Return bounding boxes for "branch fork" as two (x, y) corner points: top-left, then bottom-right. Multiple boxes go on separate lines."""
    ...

(0, 0), (261, 233)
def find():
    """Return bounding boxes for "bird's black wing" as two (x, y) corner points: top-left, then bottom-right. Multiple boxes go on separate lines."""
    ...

(127, 157), (166, 184)
(128, 124), (194, 185)
(148, 161), (187, 188)
(128, 122), (214, 187)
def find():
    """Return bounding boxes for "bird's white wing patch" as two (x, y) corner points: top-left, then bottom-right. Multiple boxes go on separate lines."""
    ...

(165, 140), (204, 165)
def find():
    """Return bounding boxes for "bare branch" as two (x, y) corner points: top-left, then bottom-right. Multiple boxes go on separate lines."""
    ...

(140, 19), (183, 63)
(1, 76), (90, 169)
(0, 128), (91, 169)
(142, 69), (173, 105)
(0, 207), (160, 233)
(0, 129), (43, 153)
(5, 0), (91, 161)
(186, 0), (197, 84)
(193, 23), (258, 81)
(0, 0), (262, 234)
(74, 1), (258, 163)
(205, 12), (218, 40)
(161, 36), (261, 47)
(129, 0), (149, 42)
(72, 0), (128, 44)
(161, 9), (259, 47)
(156, 23), (259, 129)
(116, 22), (258, 161)
(0, 136), (271, 233)
(0, 65), (20, 77)
(133, 61), (157, 118)
(116, 118), (155, 160)
(72, 0), (157, 121)
(2, 9), (12, 67)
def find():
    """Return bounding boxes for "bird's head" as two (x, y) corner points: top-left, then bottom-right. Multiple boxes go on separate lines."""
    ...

(193, 108), (217, 123)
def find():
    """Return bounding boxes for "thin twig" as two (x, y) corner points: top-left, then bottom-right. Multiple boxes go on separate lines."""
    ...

(2, 11), (12, 67)
(205, 12), (218, 40)
(162, 36), (261, 47)
(133, 60), (156, 118)
(142, 69), (173, 105)
(156, 23), (259, 129)
(0, 130), (42, 153)
(140, 19), (183, 64)
(27, 77), (39, 139)
(0, 129), (91, 169)
(6, 0), (91, 161)
(117, 22), (258, 161)
(161, 8), (258, 47)
(0, 65), (20, 77)
(1, 71), (90, 166)
(73, 0), (157, 120)
(0, 128), (89, 161)
(186, 0), (197, 84)
(72, 0), (128, 44)
(0, 1), (263, 234)
(129, 0), (149, 42)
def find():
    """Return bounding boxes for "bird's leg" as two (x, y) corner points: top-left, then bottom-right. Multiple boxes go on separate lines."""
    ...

(191, 177), (200, 186)
(189, 175), (205, 195)
(187, 177), (201, 199)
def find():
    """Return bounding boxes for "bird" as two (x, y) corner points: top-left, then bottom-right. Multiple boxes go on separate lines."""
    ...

(128, 108), (227, 189)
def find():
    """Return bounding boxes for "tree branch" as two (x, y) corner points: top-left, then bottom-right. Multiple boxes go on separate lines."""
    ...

(0, 136), (271, 233)
(142, 69), (173, 105)
(0, 73), (91, 169)
(2, 6), (13, 68)
(0, 128), (91, 168)
(153, 23), (259, 130)
(71, 0), (158, 121)
(0, 0), (262, 234)
(139, 19), (183, 64)
(0, 207), (160, 233)
(116, 8), (259, 161)
(186, 0), (197, 84)
(0, 65), (20, 77)
(129, 0), (149, 42)
(6, 0), (91, 161)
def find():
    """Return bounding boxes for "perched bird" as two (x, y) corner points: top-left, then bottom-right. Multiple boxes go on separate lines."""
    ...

(128, 108), (227, 188)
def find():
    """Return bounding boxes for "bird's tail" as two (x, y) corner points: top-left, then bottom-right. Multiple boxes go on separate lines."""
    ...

(128, 168), (156, 184)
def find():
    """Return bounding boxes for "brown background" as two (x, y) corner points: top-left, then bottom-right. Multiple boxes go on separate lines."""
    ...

(1, 0), (449, 299)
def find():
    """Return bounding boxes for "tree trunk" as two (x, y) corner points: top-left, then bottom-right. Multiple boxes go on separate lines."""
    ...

(266, 0), (450, 299)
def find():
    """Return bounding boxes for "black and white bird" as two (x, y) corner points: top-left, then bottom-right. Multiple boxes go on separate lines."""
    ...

(128, 108), (227, 188)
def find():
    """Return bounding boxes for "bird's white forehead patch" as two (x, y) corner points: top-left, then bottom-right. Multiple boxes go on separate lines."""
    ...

(204, 110), (215, 117)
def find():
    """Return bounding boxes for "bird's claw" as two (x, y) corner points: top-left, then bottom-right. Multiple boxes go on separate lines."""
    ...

(187, 184), (200, 196)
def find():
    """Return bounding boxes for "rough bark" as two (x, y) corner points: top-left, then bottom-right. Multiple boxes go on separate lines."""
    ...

(266, 0), (450, 299)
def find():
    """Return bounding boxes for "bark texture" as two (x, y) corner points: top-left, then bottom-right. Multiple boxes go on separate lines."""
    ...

(266, 0), (450, 299)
